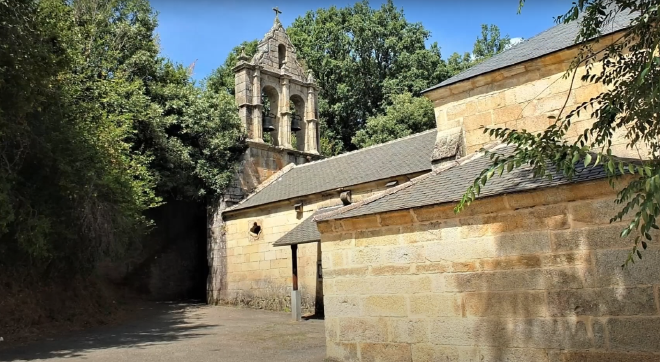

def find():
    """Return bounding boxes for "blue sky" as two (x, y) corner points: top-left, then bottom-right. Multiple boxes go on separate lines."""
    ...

(152, 0), (573, 80)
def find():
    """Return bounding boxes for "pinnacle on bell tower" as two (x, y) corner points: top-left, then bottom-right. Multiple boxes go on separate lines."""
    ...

(232, 8), (319, 154)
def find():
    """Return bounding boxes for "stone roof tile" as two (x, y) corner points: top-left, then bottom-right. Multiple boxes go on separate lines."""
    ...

(316, 145), (613, 221)
(273, 206), (342, 246)
(423, 10), (634, 93)
(226, 129), (440, 213)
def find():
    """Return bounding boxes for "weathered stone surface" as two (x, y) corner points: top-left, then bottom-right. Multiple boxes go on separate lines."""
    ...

(350, 248), (383, 266)
(325, 296), (362, 317)
(324, 266), (369, 279)
(401, 220), (457, 244)
(326, 341), (359, 362)
(355, 228), (400, 247)
(341, 215), (381, 231)
(551, 224), (633, 251)
(325, 317), (339, 341)
(363, 295), (407, 317)
(409, 294), (462, 317)
(479, 255), (542, 271)
(338, 318), (388, 343)
(383, 245), (425, 264)
(561, 351), (660, 362)
(429, 317), (593, 349)
(570, 198), (622, 225)
(370, 265), (411, 276)
(416, 262), (452, 274)
(359, 343), (412, 362)
(444, 267), (591, 292)
(379, 210), (414, 227)
(607, 317), (660, 352)
(547, 287), (656, 317)
(469, 347), (552, 362)
(463, 291), (547, 317)
(593, 249), (660, 287)
(387, 318), (428, 343)
(463, 111), (493, 131)
(492, 104), (523, 124)
(333, 276), (433, 295)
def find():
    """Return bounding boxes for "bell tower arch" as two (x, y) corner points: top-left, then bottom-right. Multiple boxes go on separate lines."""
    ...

(209, 11), (324, 304)
(233, 11), (320, 154)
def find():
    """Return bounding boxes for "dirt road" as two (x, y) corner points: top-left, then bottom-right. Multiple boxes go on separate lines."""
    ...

(0, 303), (326, 362)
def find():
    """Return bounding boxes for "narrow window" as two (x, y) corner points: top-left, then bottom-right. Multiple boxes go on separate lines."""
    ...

(278, 44), (286, 69)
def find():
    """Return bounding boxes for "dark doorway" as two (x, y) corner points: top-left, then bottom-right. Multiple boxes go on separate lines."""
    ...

(124, 200), (208, 301)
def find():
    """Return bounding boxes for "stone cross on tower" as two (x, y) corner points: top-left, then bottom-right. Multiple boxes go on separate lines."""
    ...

(272, 6), (281, 18)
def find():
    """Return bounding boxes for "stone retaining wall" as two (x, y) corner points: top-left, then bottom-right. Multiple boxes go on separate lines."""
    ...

(318, 179), (660, 361)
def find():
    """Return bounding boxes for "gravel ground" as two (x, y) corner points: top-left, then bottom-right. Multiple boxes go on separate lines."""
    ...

(0, 303), (326, 362)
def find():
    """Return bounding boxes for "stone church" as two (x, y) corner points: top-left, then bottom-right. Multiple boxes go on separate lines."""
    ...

(207, 14), (450, 315)
(209, 10), (660, 362)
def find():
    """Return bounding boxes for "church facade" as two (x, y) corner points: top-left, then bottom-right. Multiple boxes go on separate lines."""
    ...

(314, 11), (660, 362)
(206, 15), (452, 316)
(208, 10), (660, 362)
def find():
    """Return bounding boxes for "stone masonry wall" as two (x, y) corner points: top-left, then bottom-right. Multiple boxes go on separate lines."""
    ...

(318, 179), (660, 362)
(210, 174), (420, 314)
(425, 32), (649, 159)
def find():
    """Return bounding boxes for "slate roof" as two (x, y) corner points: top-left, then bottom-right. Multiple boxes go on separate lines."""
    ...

(226, 129), (438, 213)
(423, 9), (635, 93)
(273, 206), (342, 247)
(316, 145), (612, 221)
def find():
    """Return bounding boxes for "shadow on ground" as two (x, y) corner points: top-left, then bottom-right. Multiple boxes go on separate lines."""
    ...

(0, 302), (215, 361)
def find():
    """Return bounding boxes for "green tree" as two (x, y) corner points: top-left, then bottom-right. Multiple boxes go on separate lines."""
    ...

(458, 0), (660, 266)
(140, 59), (246, 200)
(446, 51), (474, 76)
(352, 92), (435, 148)
(0, 0), (245, 274)
(206, 40), (259, 96)
(287, 0), (449, 154)
(472, 24), (511, 61)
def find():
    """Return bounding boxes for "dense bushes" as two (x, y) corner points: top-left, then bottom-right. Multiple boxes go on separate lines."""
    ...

(0, 0), (244, 277)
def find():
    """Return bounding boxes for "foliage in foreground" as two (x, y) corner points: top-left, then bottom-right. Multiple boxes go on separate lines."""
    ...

(0, 0), (244, 275)
(457, 0), (660, 266)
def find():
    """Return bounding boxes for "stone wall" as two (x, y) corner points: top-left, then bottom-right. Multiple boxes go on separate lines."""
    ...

(223, 142), (321, 203)
(318, 179), (660, 361)
(425, 32), (648, 159)
(209, 174), (420, 314)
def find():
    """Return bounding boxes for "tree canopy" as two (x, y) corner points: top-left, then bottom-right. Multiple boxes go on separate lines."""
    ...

(458, 0), (660, 266)
(286, 0), (450, 154)
(473, 24), (511, 62)
(352, 92), (435, 148)
(0, 0), (244, 274)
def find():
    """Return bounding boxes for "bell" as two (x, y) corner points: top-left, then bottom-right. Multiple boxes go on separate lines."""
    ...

(291, 114), (302, 132)
(262, 112), (275, 132)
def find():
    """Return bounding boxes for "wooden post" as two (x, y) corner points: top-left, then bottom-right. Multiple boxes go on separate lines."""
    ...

(290, 244), (301, 321)
(292, 244), (299, 290)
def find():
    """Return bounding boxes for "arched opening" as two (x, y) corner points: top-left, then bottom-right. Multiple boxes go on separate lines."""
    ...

(278, 44), (286, 69)
(262, 85), (279, 145)
(290, 94), (306, 151)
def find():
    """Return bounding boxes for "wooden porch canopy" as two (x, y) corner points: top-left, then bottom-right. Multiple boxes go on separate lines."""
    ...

(272, 206), (340, 320)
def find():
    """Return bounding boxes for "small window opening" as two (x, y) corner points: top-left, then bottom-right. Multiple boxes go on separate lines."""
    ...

(278, 44), (286, 69)
(249, 222), (262, 235)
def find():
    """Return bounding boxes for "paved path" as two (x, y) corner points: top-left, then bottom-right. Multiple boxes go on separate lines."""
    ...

(0, 303), (326, 362)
